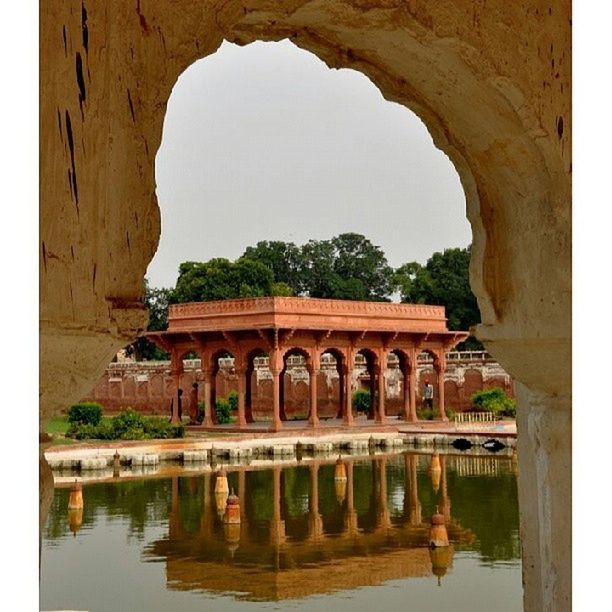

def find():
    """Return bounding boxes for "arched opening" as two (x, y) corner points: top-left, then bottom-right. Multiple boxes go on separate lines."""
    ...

(320, 348), (346, 420)
(245, 347), (268, 424)
(209, 348), (236, 425)
(40, 5), (571, 610)
(354, 348), (379, 421)
(389, 348), (411, 421)
(416, 349), (442, 420)
(281, 347), (311, 422)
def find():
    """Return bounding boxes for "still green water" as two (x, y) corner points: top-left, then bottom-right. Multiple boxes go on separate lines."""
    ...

(41, 452), (522, 611)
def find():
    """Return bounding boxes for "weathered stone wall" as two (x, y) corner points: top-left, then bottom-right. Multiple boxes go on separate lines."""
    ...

(41, 3), (571, 610)
(81, 353), (514, 417)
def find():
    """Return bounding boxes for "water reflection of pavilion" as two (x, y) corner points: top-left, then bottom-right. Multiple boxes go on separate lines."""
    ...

(146, 455), (475, 601)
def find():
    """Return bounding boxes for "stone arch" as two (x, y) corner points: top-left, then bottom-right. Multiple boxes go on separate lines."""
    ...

(280, 347), (311, 420)
(41, 5), (571, 609)
(320, 347), (346, 418)
(355, 348), (379, 419)
(245, 347), (269, 422)
(385, 349), (407, 417)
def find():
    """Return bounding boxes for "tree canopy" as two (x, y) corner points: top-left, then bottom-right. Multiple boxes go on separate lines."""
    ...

(170, 258), (275, 303)
(136, 237), (482, 356)
(393, 245), (481, 348)
(128, 280), (172, 360)
(241, 240), (302, 295)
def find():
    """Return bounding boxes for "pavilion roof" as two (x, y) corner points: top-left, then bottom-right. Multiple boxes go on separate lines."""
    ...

(162, 296), (453, 334)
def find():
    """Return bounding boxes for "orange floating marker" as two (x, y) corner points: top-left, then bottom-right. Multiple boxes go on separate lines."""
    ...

(68, 479), (83, 510)
(429, 505), (449, 548)
(224, 489), (241, 525)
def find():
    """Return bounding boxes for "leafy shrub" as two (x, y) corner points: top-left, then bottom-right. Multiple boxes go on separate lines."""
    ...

(471, 387), (516, 417)
(66, 411), (185, 441)
(68, 402), (103, 426)
(228, 390), (239, 411)
(119, 427), (146, 440)
(216, 398), (231, 424)
(111, 409), (145, 437)
(416, 408), (435, 421)
(352, 389), (371, 413)
(143, 417), (185, 439)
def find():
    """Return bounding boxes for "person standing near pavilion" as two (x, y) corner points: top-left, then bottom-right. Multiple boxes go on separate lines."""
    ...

(423, 380), (434, 409)
(189, 382), (199, 425)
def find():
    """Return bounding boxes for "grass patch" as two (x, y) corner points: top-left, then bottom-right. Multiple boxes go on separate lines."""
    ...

(46, 415), (114, 435)
(46, 416), (70, 435)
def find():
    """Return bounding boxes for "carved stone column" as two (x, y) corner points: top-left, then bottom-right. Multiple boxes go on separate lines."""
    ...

(376, 360), (386, 423)
(308, 364), (320, 427)
(344, 355), (354, 426)
(201, 368), (214, 427)
(269, 349), (283, 431)
(407, 349), (419, 422)
(169, 350), (183, 424)
(434, 353), (448, 421)
(235, 367), (247, 427)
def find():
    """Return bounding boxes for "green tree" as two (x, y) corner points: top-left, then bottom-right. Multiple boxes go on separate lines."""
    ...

(170, 257), (274, 303)
(300, 239), (339, 298)
(330, 233), (393, 301)
(128, 280), (171, 360)
(300, 233), (392, 301)
(394, 245), (482, 349)
(242, 240), (302, 294)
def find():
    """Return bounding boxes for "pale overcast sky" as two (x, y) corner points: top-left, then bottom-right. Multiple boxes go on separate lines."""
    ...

(148, 40), (471, 289)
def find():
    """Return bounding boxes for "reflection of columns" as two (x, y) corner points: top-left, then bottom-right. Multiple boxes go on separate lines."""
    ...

(308, 365), (320, 427)
(200, 472), (215, 539)
(440, 455), (451, 522)
(238, 470), (248, 538)
(169, 476), (181, 538)
(405, 454), (422, 526)
(270, 466), (286, 544)
(236, 368), (247, 427)
(308, 462), (324, 540)
(202, 368), (214, 427)
(376, 359), (386, 423)
(376, 457), (390, 530)
(344, 460), (358, 534)
(435, 355), (448, 421)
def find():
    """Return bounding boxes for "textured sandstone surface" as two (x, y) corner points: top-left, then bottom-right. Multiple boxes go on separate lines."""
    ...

(41, 2), (570, 610)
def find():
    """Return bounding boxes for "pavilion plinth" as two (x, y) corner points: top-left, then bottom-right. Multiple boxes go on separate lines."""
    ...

(146, 297), (468, 429)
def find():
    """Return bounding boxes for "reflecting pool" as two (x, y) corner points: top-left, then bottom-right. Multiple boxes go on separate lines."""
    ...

(41, 452), (522, 611)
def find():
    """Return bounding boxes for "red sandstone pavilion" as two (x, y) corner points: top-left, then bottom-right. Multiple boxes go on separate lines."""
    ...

(147, 296), (468, 431)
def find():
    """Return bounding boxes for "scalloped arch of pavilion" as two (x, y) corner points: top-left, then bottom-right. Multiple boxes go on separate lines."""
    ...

(147, 297), (467, 431)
